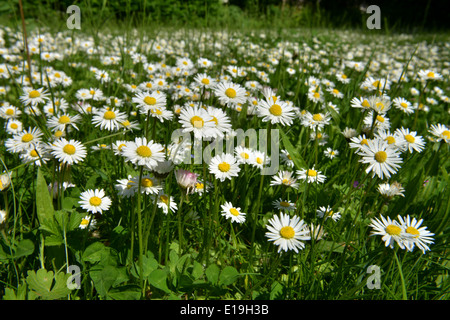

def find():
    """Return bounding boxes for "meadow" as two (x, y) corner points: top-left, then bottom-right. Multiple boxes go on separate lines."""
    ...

(0, 5), (449, 300)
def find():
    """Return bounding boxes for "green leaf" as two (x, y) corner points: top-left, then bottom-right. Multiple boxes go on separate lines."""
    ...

(270, 281), (284, 300)
(205, 264), (220, 285)
(279, 127), (307, 169)
(89, 265), (120, 298)
(11, 238), (35, 259)
(148, 269), (171, 293)
(106, 285), (142, 300)
(219, 266), (239, 286)
(26, 268), (70, 300)
(36, 168), (55, 226)
(82, 242), (118, 266)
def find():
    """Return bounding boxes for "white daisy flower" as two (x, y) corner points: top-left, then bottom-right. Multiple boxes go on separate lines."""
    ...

(428, 123), (449, 144)
(397, 215), (434, 254)
(50, 138), (87, 165)
(394, 127), (426, 153)
(272, 198), (296, 211)
(270, 170), (299, 189)
(316, 206), (341, 222)
(296, 166), (326, 184)
(392, 97), (414, 114)
(178, 105), (216, 139)
(369, 214), (407, 249)
(265, 212), (310, 253)
(209, 153), (241, 182)
(213, 81), (247, 106)
(79, 189), (112, 214)
(121, 137), (165, 169)
(378, 182), (405, 199)
(132, 90), (167, 114)
(155, 192), (177, 215)
(256, 97), (296, 126)
(220, 201), (246, 224)
(358, 137), (403, 180)
(20, 87), (50, 106)
(418, 69), (443, 81)
(47, 113), (81, 132)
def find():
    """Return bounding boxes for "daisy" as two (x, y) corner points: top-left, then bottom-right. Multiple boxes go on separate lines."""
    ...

(155, 192), (178, 215)
(363, 111), (391, 132)
(133, 175), (163, 195)
(257, 97), (296, 126)
(270, 170), (299, 189)
(213, 81), (247, 106)
(6, 127), (44, 153)
(358, 138), (402, 180)
(369, 214), (407, 249)
(220, 201), (246, 224)
(209, 153), (241, 182)
(206, 106), (232, 139)
(428, 123), (449, 144)
(324, 147), (339, 159)
(350, 96), (371, 110)
(5, 119), (23, 135)
(20, 145), (49, 166)
(132, 90), (167, 113)
(250, 150), (269, 169)
(316, 206), (341, 222)
(280, 149), (294, 168)
(272, 198), (296, 211)
(115, 175), (137, 198)
(296, 166), (326, 184)
(47, 113), (81, 132)
(194, 73), (216, 89)
(374, 130), (405, 151)
(418, 69), (443, 81)
(92, 107), (128, 132)
(397, 215), (434, 254)
(50, 138), (87, 165)
(367, 95), (392, 114)
(265, 212), (310, 253)
(394, 127), (426, 153)
(79, 215), (97, 230)
(79, 189), (112, 214)
(301, 111), (331, 130)
(234, 146), (253, 165)
(0, 104), (21, 119)
(121, 137), (165, 169)
(178, 105), (216, 139)
(20, 87), (50, 106)
(392, 97), (414, 114)
(378, 182), (405, 199)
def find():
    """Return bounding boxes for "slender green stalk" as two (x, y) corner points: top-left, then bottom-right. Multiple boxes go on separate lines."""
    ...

(394, 250), (408, 300)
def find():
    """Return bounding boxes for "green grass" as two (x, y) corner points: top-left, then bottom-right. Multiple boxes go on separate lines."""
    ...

(0, 6), (449, 301)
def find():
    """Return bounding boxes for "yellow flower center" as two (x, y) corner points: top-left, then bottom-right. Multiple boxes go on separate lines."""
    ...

(195, 182), (204, 190)
(269, 104), (282, 116)
(312, 113), (323, 122)
(141, 178), (153, 188)
(374, 151), (387, 163)
(30, 149), (38, 157)
(442, 130), (450, 139)
(313, 92), (321, 99)
(225, 88), (236, 98)
(307, 169), (317, 177)
(136, 145), (152, 157)
(427, 71), (435, 78)
(54, 130), (64, 138)
(360, 138), (368, 145)
(406, 226), (420, 238)
(144, 96), (156, 105)
(218, 162), (230, 172)
(385, 136), (396, 144)
(63, 144), (76, 155)
(89, 196), (102, 206)
(376, 115), (385, 123)
(332, 89), (340, 95)
(29, 90), (41, 98)
(190, 116), (204, 128)
(240, 152), (249, 159)
(362, 99), (370, 108)
(160, 195), (169, 204)
(229, 208), (240, 216)
(5, 108), (14, 115)
(21, 133), (34, 142)
(201, 78), (210, 85)
(372, 80), (381, 88)
(58, 115), (71, 124)
(400, 102), (408, 109)
(404, 134), (415, 143)
(256, 157), (263, 164)
(280, 226), (295, 239)
(385, 224), (401, 236)
(103, 111), (116, 120)
(10, 123), (18, 129)
(279, 201), (290, 207)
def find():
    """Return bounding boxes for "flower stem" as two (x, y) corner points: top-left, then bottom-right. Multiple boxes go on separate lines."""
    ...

(394, 250), (408, 300)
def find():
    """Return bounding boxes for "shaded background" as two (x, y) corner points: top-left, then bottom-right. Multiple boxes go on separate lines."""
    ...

(0, 0), (449, 31)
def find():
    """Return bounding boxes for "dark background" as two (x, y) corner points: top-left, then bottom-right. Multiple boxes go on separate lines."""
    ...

(1, 0), (449, 31)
